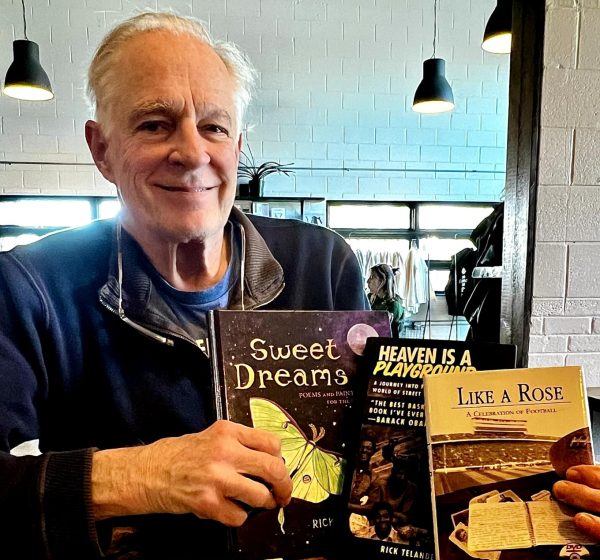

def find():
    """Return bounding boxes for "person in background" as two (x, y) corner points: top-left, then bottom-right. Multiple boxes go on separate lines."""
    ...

(0, 11), (367, 559)
(367, 263), (404, 337)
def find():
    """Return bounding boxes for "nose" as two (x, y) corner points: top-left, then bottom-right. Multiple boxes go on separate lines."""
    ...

(167, 121), (210, 169)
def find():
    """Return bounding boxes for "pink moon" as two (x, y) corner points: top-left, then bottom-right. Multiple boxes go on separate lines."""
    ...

(346, 323), (379, 355)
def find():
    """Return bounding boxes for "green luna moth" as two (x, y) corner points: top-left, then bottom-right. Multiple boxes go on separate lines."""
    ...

(249, 397), (345, 533)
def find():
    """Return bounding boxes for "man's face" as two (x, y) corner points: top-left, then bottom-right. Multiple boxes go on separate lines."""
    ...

(358, 439), (375, 464)
(87, 30), (241, 245)
(374, 508), (392, 537)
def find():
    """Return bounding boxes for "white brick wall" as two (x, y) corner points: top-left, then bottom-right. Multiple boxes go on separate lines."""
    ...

(531, 0), (600, 387)
(0, 0), (508, 201)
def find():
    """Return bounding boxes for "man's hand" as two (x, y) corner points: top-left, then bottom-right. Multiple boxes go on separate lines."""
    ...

(553, 465), (600, 540)
(92, 420), (292, 526)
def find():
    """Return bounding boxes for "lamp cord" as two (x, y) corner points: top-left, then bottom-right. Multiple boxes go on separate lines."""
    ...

(21, 0), (28, 40)
(432, 0), (437, 58)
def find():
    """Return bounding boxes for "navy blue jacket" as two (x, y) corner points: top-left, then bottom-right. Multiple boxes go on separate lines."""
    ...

(0, 209), (367, 559)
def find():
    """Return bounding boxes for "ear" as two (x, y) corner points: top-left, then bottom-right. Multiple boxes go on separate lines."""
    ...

(85, 120), (115, 183)
(237, 132), (243, 152)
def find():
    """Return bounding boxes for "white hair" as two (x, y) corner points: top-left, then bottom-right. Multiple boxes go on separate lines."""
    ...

(86, 11), (256, 131)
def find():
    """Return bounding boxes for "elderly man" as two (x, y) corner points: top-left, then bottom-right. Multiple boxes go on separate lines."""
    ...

(0, 12), (367, 559)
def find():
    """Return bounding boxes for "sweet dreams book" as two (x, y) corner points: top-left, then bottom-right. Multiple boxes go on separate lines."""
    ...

(208, 309), (392, 560)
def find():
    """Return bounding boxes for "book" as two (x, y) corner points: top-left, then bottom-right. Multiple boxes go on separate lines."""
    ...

(424, 365), (596, 559)
(208, 309), (392, 560)
(342, 337), (516, 560)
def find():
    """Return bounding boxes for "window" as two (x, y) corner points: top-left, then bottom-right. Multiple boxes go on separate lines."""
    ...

(327, 201), (495, 289)
(346, 238), (411, 256)
(418, 204), (494, 230)
(0, 234), (42, 252)
(0, 198), (92, 228)
(328, 204), (410, 229)
(419, 237), (475, 262)
(0, 196), (119, 251)
(327, 200), (499, 340)
(98, 199), (121, 219)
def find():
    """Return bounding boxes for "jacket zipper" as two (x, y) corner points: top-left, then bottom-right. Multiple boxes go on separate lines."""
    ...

(99, 297), (202, 350)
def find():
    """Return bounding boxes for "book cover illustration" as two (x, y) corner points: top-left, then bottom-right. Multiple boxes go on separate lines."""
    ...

(423, 365), (595, 560)
(208, 309), (392, 560)
(344, 337), (516, 560)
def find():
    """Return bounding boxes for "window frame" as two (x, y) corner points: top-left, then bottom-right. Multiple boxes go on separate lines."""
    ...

(327, 200), (497, 292)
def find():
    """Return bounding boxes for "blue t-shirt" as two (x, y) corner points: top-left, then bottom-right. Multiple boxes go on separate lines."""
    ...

(149, 223), (240, 352)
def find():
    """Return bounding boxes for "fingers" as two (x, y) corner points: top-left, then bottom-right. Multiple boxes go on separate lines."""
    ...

(554, 480), (600, 511)
(201, 495), (249, 527)
(211, 421), (293, 507)
(220, 469), (280, 511)
(574, 512), (600, 541)
(192, 473), (277, 527)
(192, 421), (293, 513)
(566, 465), (600, 489)
(554, 466), (600, 515)
(161, 460), (279, 526)
(117, 420), (293, 524)
(234, 421), (282, 456)
(241, 456), (292, 508)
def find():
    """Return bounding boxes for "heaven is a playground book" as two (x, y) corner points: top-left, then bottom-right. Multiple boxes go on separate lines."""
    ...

(341, 337), (516, 560)
(207, 309), (391, 560)
(423, 365), (595, 560)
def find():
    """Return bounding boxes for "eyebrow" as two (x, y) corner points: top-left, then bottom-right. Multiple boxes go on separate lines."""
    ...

(129, 100), (234, 128)
(129, 100), (179, 125)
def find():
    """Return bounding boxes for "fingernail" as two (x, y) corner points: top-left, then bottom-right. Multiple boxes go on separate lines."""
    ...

(576, 512), (596, 527)
(553, 481), (567, 498)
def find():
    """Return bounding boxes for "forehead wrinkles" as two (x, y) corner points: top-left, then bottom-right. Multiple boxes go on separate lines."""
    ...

(97, 31), (238, 133)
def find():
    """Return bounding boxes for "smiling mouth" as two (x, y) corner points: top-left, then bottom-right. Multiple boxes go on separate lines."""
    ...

(160, 185), (217, 192)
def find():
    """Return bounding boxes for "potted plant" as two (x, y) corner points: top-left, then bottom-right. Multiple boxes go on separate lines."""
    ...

(237, 146), (294, 197)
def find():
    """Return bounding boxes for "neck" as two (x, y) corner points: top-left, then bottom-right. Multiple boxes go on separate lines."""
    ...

(121, 223), (230, 292)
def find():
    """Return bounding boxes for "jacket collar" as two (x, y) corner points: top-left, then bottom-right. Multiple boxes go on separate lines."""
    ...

(228, 206), (285, 309)
(98, 208), (284, 343)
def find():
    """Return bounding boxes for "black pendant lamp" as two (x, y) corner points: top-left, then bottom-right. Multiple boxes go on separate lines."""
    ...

(3, 0), (54, 101)
(412, 0), (454, 114)
(482, 0), (512, 54)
